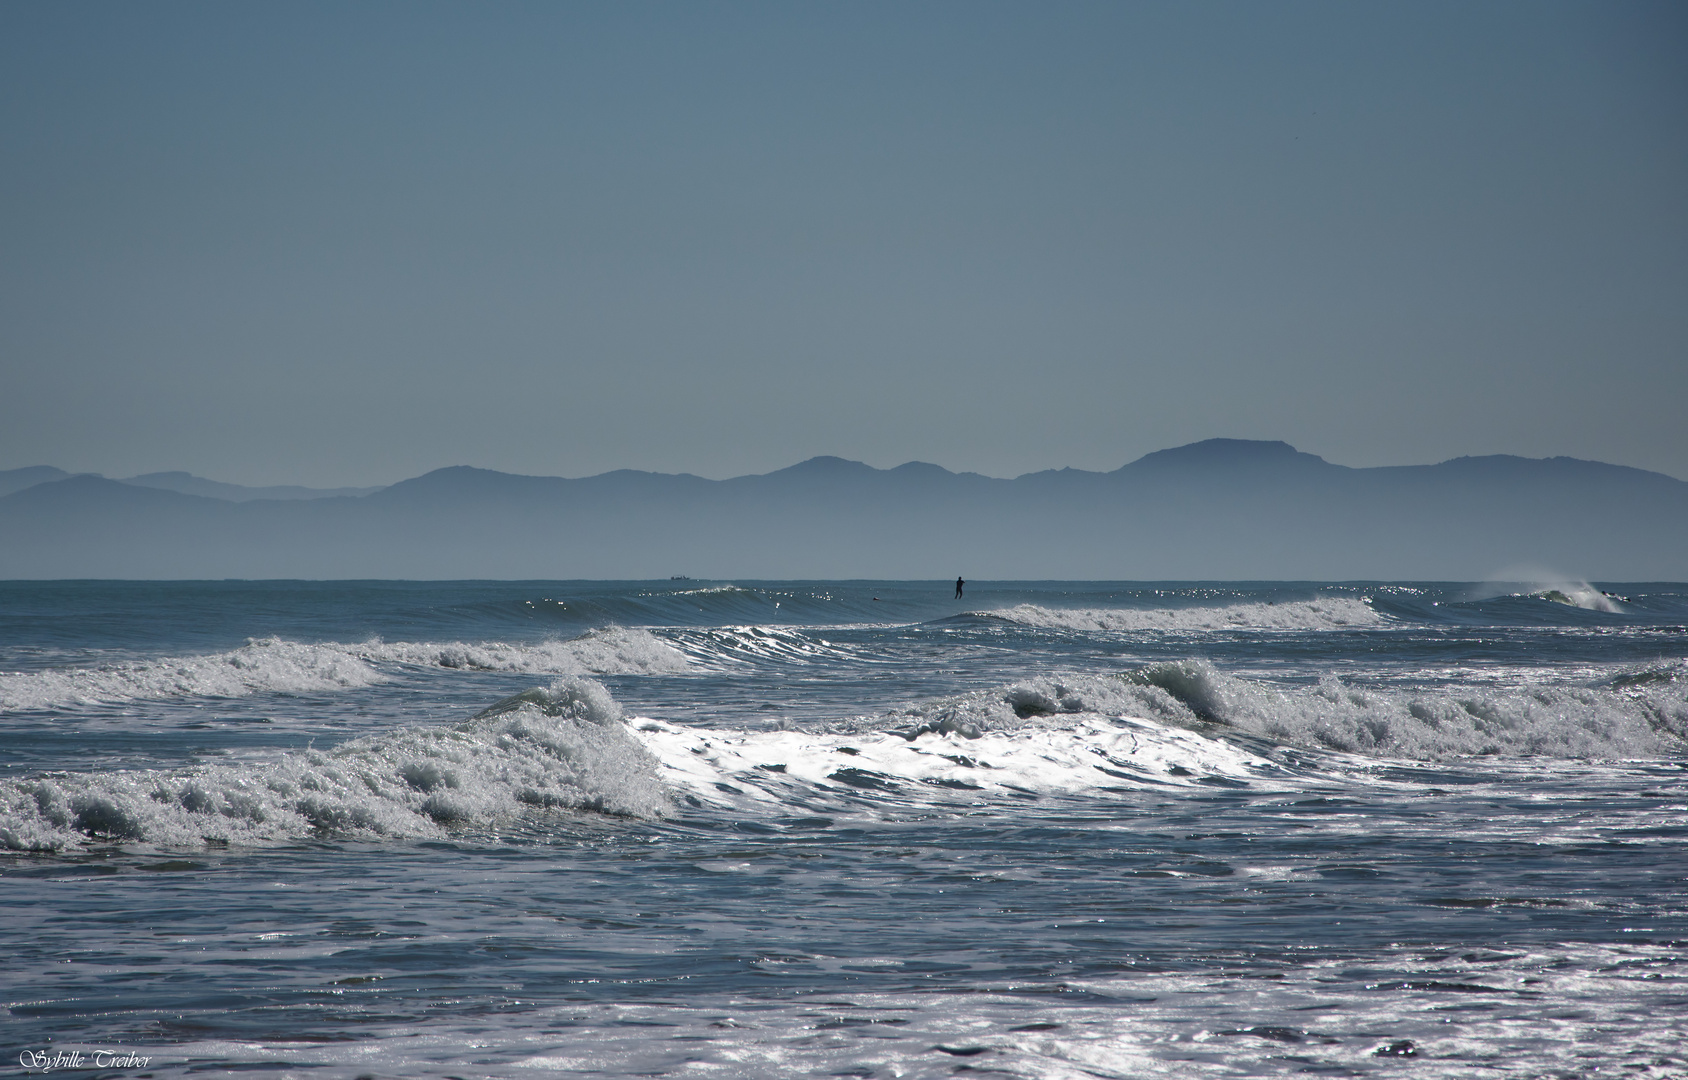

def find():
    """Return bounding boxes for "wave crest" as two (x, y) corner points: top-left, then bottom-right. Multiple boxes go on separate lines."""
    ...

(664, 625), (883, 670)
(0, 678), (669, 851)
(0, 639), (385, 711)
(640, 710), (1278, 811)
(1123, 660), (1688, 760)
(355, 628), (689, 675)
(650, 666), (1688, 816)
(983, 598), (1383, 632)
(0, 628), (689, 711)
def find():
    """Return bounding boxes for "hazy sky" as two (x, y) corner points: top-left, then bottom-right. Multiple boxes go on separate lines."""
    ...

(2, 1), (1684, 486)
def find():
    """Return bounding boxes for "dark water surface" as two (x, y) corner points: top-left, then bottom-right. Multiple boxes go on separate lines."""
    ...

(2, 580), (1685, 1077)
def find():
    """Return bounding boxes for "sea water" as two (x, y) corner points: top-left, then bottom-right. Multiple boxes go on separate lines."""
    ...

(1, 580), (1684, 1078)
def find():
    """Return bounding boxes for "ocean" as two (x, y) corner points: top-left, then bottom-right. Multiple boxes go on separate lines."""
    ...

(2, 579), (1684, 1078)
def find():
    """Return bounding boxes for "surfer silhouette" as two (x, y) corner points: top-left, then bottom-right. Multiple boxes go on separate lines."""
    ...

(955, 576), (965, 599)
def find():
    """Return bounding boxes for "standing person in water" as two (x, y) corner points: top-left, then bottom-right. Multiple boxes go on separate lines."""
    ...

(955, 576), (965, 599)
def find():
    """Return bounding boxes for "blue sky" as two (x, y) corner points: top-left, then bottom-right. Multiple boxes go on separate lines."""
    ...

(2, 1), (1683, 485)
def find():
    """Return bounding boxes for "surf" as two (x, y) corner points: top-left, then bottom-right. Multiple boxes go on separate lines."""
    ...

(977, 596), (1385, 632)
(0, 678), (670, 851)
(0, 627), (690, 710)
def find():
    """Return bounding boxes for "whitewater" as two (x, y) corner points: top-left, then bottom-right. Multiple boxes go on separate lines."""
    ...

(2, 579), (1685, 1078)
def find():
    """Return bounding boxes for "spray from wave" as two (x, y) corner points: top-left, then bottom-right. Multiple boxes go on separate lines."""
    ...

(1531, 585), (1626, 613)
(0, 678), (670, 852)
(1474, 567), (1628, 613)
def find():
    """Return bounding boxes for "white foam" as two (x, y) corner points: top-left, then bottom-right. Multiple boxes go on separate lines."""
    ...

(643, 663), (1688, 814)
(662, 585), (754, 597)
(119, 941), (1688, 1078)
(0, 678), (671, 851)
(984, 597), (1384, 632)
(353, 627), (690, 676)
(0, 628), (689, 711)
(1124, 660), (1688, 760)
(1531, 584), (1625, 612)
(0, 639), (386, 711)
(663, 626), (883, 670)
(1477, 569), (1628, 613)
(638, 686), (1280, 811)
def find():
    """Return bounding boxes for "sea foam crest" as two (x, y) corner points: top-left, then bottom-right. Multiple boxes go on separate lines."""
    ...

(636, 673), (1304, 812)
(0, 639), (385, 711)
(0, 628), (689, 711)
(1122, 660), (1688, 760)
(649, 666), (1688, 812)
(0, 678), (670, 852)
(664, 625), (883, 670)
(984, 597), (1383, 632)
(1529, 584), (1625, 613)
(640, 708), (1277, 812)
(352, 627), (689, 675)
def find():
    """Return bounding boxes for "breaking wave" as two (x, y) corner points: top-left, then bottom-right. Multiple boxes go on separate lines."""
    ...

(1529, 584), (1626, 613)
(354, 628), (690, 676)
(0, 678), (670, 851)
(1122, 661), (1688, 760)
(640, 710), (1282, 813)
(0, 628), (689, 711)
(646, 664), (1688, 815)
(0, 639), (384, 710)
(982, 597), (1384, 632)
(663, 625), (886, 670)
(9, 661), (1683, 851)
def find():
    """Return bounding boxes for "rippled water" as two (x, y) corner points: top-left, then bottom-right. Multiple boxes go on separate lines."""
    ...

(2, 580), (1685, 1077)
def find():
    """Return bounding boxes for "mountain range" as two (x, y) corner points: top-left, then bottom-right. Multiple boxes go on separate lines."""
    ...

(1, 440), (1683, 579)
(0, 467), (379, 502)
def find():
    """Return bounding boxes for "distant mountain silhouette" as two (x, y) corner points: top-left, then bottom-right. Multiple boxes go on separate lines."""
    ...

(122, 471), (384, 501)
(0, 466), (72, 498)
(0, 466), (381, 502)
(1126, 438), (1334, 474)
(1, 440), (1683, 579)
